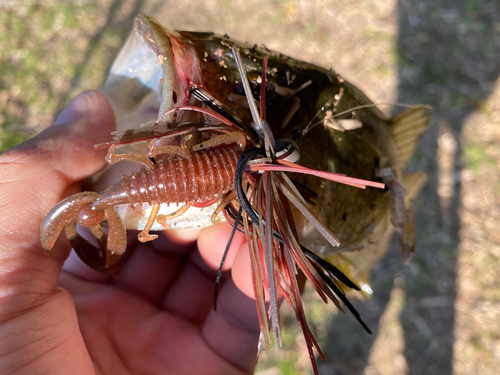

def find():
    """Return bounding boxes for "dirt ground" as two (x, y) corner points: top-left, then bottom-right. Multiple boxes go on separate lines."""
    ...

(1, 1), (499, 374)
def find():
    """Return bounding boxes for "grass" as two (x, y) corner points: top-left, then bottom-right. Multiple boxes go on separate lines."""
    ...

(464, 144), (497, 172)
(0, 1), (130, 153)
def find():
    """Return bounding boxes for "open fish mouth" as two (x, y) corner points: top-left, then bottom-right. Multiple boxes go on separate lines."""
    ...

(101, 15), (175, 132)
(99, 16), (220, 230)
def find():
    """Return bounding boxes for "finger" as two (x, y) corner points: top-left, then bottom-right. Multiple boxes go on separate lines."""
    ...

(202, 279), (260, 373)
(156, 223), (245, 322)
(231, 242), (257, 300)
(3, 91), (115, 233)
(111, 231), (198, 304)
(111, 223), (241, 311)
(164, 227), (202, 245)
(0, 90), (116, 299)
(200, 238), (261, 372)
(47, 90), (116, 181)
(159, 249), (220, 323)
(63, 226), (202, 303)
(197, 223), (246, 271)
(61, 228), (139, 285)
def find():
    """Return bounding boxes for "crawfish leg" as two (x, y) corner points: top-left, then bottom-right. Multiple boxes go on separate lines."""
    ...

(138, 201), (161, 242)
(146, 138), (191, 159)
(156, 204), (192, 229)
(211, 190), (237, 223)
(191, 132), (246, 152)
(106, 144), (154, 168)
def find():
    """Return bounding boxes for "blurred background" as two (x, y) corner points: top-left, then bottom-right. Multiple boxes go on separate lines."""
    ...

(1, 0), (499, 374)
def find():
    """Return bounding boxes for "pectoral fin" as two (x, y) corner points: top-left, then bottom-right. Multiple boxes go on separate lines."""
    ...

(398, 172), (428, 262)
(385, 171), (428, 261)
(398, 202), (416, 263)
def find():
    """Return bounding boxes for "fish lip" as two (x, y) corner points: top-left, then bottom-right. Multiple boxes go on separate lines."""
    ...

(135, 14), (204, 116)
(102, 14), (203, 130)
(133, 14), (177, 117)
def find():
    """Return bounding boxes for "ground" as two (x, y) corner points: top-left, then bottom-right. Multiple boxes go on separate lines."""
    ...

(1, 1), (499, 374)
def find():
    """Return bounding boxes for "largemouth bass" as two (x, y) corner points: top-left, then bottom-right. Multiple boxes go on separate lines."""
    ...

(102, 14), (430, 262)
(50, 14), (430, 374)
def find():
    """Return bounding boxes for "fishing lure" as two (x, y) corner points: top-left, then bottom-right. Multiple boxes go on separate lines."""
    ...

(40, 14), (431, 374)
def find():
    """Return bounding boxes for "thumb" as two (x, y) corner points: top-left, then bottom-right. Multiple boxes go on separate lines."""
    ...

(0, 90), (116, 302)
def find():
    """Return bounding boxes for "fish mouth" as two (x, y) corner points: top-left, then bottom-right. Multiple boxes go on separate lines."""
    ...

(101, 14), (201, 132)
(97, 14), (220, 231)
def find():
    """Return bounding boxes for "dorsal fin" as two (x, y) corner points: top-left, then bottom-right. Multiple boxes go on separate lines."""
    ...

(391, 106), (432, 168)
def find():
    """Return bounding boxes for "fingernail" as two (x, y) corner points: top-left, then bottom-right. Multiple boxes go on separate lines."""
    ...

(53, 91), (93, 125)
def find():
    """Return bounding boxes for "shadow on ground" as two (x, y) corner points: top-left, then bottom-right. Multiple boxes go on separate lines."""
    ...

(320, 1), (500, 374)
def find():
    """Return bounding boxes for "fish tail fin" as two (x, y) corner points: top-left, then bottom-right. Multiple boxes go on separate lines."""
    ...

(390, 106), (432, 169)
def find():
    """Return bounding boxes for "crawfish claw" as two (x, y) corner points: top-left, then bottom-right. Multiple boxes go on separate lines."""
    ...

(65, 218), (124, 276)
(40, 192), (100, 253)
(41, 191), (128, 273)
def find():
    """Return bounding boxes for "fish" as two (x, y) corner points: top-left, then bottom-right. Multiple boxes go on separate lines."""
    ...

(91, 14), (429, 373)
(102, 14), (429, 258)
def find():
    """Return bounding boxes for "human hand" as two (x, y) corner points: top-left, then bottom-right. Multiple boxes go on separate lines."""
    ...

(0, 91), (259, 375)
